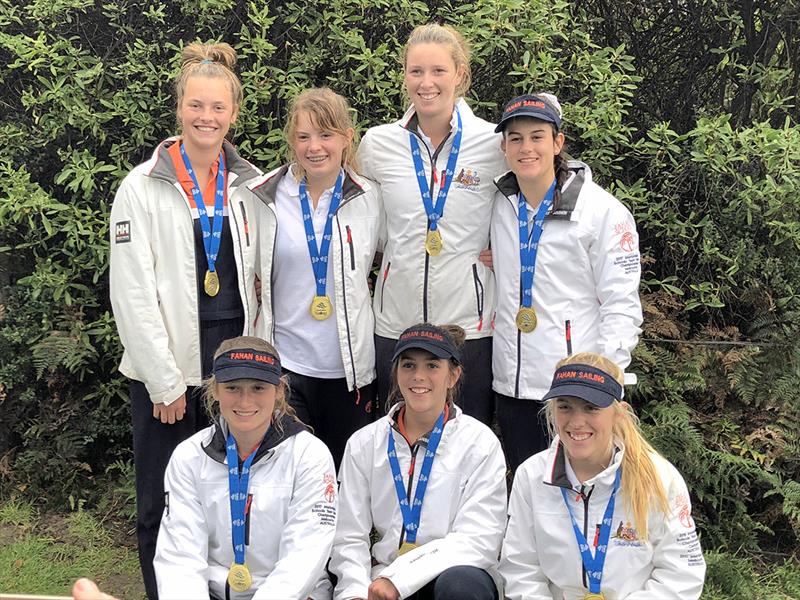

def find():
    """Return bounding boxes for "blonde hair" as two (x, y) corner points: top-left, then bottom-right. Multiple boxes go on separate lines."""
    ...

(203, 336), (298, 432)
(175, 42), (243, 119)
(283, 87), (359, 181)
(404, 23), (472, 98)
(544, 352), (670, 540)
(387, 323), (466, 412)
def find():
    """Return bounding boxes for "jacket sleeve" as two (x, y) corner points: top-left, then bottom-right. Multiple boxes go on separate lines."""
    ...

(253, 438), (338, 600)
(379, 435), (508, 598)
(330, 437), (374, 600)
(109, 175), (186, 405)
(625, 466), (706, 600)
(154, 445), (211, 600)
(587, 198), (643, 370)
(499, 465), (553, 600)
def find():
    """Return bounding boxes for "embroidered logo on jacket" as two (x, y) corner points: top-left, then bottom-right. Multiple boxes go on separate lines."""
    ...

(611, 520), (644, 547)
(454, 168), (481, 191)
(115, 220), (131, 244)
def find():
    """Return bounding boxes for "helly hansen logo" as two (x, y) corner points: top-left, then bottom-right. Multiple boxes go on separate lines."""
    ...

(115, 220), (131, 243)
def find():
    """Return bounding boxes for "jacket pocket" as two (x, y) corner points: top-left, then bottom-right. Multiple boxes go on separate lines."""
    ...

(239, 201), (250, 247)
(471, 263), (485, 331)
(345, 225), (355, 270)
(380, 261), (391, 313)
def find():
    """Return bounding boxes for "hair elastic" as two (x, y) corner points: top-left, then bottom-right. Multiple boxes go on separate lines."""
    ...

(200, 58), (214, 65)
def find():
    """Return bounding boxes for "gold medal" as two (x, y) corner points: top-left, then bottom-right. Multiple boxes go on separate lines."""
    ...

(515, 306), (537, 333)
(425, 229), (443, 256)
(227, 562), (252, 593)
(584, 593), (605, 600)
(204, 269), (220, 297)
(309, 295), (334, 320)
(398, 541), (419, 556)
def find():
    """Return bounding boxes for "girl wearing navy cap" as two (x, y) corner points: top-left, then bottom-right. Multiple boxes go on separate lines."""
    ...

(153, 336), (337, 600)
(330, 323), (507, 600)
(489, 92), (643, 472)
(499, 352), (706, 599)
(358, 23), (507, 424)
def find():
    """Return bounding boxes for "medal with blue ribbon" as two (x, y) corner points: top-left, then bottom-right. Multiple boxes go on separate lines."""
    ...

(515, 179), (557, 332)
(386, 410), (445, 555)
(225, 432), (262, 593)
(408, 109), (463, 256)
(299, 170), (344, 320)
(560, 468), (621, 600)
(179, 143), (226, 297)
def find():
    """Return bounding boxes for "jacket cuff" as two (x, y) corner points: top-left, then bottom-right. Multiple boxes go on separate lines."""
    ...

(148, 380), (187, 405)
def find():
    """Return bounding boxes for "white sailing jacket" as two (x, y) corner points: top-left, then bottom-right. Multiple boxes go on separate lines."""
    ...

(109, 138), (260, 405)
(358, 99), (507, 339)
(250, 165), (381, 391)
(490, 163), (643, 399)
(330, 403), (507, 599)
(154, 416), (338, 600)
(500, 438), (706, 599)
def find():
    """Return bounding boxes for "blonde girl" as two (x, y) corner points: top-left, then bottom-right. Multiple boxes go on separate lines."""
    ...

(499, 352), (706, 599)
(358, 24), (507, 423)
(251, 87), (381, 468)
(109, 42), (260, 599)
(153, 336), (336, 600)
(331, 323), (507, 600)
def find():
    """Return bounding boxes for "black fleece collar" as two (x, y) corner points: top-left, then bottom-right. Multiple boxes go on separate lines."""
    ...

(202, 413), (308, 465)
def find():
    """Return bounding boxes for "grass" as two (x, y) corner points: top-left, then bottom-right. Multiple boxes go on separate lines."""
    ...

(0, 498), (143, 599)
(702, 549), (800, 600)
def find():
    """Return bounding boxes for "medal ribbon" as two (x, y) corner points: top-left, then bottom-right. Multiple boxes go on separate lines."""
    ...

(518, 179), (556, 308)
(560, 468), (621, 594)
(226, 432), (261, 566)
(298, 170), (345, 297)
(179, 144), (226, 274)
(386, 410), (445, 545)
(409, 108), (463, 233)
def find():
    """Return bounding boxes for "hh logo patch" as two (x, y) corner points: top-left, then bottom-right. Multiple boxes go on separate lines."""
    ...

(115, 220), (131, 244)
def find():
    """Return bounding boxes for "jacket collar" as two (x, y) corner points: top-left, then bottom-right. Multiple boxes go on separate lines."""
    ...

(202, 413), (308, 465)
(386, 401), (458, 448)
(145, 137), (260, 189)
(494, 159), (591, 220)
(249, 163), (367, 208)
(544, 435), (624, 491)
(399, 97), (475, 132)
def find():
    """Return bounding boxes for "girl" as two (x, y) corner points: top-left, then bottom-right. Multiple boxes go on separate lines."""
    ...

(153, 336), (337, 599)
(330, 323), (507, 600)
(490, 93), (643, 472)
(499, 353), (706, 599)
(251, 87), (381, 468)
(358, 24), (507, 422)
(109, 42), (259, 599)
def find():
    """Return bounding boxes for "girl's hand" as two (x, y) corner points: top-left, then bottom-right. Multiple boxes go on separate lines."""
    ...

(72, 578), (118, 600)
(367, 577), (400, 600)
(478, 248), (493, 271)
(255, 275), (262, 304)
(153, 393), (187, 424)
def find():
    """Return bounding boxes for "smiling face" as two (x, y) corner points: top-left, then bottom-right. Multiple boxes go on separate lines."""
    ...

(502, 117), (564, 187)
(177, 75), (238, 156)
(404, 42), (464, 124)
(395, 350), (461, 422)
(216, 379), (278, 449)
(554, 396), (619, 476)
(291, 110), (353, 186)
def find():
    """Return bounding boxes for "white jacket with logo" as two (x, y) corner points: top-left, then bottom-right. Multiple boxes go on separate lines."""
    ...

(490, 163), (643, 399)
(251, 165), (381, 391)
(357, 99), (507, 339)
(154, 416), (337, 600)
(500, 438), (706, 599)
(109, 138), (260, 405)
(330, 403), (507, 599)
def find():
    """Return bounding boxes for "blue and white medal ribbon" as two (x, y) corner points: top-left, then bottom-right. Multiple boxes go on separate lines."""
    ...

(179, 144), (226, 297)
(408, 108), (463, 256)
(299, 170), (344, 320)
(515, 179), (557, 332)
(560, 468), (621, 598)
(387, 410), (445, 554)
(226, 432), (262, 592)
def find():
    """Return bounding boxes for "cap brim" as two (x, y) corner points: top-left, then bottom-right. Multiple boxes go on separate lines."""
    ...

(541, 383), (617, 408)
(215, 366), (281, 385)
(392, 341), (457, 363)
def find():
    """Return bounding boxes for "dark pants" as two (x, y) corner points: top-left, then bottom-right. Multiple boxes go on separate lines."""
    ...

(375, 334), (494, 425)
(131, 316), (243, 600)
(496, 392), (551, 475)
(409, 565), (498, 600)
(284, 370), (375, 470)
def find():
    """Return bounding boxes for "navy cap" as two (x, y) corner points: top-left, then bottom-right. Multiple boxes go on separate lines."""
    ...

(391, 324), (462, 365)
(213, 348), (282, 384)
(495, 94), (562, 133)
(541, 363), (622, 408)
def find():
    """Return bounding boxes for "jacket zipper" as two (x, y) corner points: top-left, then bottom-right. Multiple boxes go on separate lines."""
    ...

(229, 198), (250, 333)
(580, 487), (594, 588)
(380, 261), (391, 313)
(336, 217), (358, 388)
(471, 263), (485, 331)
(398, 441), (420, 548)
(513, 194), (526, 397)
(345, 224), (355, 270)
(244, 492), (253, 546)
(239, 200), (250, 246)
